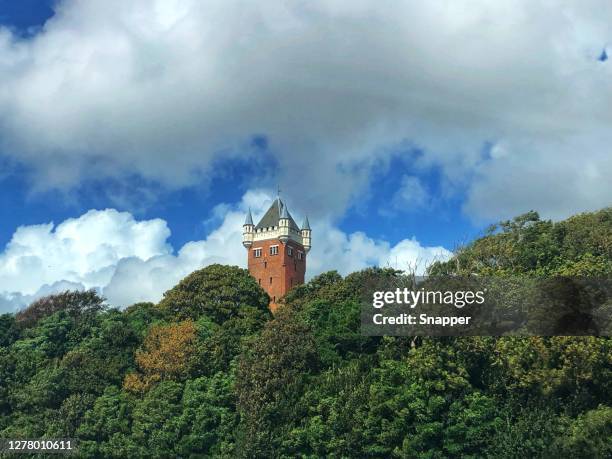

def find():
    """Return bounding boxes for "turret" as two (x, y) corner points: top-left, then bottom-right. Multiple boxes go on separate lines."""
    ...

(278, 200), (290, 244)
(301, 216), (311, 253)
(242, 208), (254, 249)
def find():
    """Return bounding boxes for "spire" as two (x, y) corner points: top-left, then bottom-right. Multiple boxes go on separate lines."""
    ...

(244, 208), (253, 226)
(276, 197), (283, 215)
(280, 201), (289, 219)
(599, 48), (608, 62)
(301, 216), (311, 230)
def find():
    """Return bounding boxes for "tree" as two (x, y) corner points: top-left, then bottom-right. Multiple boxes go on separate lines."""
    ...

(123, 302), (164, 337)
(175, 373), (239, 457)
(281, 358), (374, 457)
(50, 393), (97, 437)
(429, 207), (611, 276)
(124, 320), (197, 393)
(190, 314), (266, 377)
(157, 264), (270, 323)
(486, 405), (566, 458)
(77, 386), (137, 457)
(0, 314), (19, 347)
(15, 290), (105, 328)
(555, 405), (612, 458)
(443, 392), (501, 457)
(236, 309), (319, 456)
(130, 381), (184, 456)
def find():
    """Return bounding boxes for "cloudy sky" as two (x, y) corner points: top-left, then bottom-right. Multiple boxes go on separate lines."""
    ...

(0, 0), (610, 312)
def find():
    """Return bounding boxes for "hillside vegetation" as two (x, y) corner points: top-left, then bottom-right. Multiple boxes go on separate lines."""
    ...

(0, 209), (610, 458)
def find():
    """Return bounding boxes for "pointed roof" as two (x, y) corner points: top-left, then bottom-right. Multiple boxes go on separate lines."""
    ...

(280, 202), (289, 219)
(301, 216), (311, 230)
(599, 48), (608, 62)
(244, 208), (253, 226)
(255, 198), (299, 231)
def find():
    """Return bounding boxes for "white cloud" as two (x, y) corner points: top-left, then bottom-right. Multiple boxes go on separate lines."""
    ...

(391, 176), (429, 212)
(0, 209), (171, 294)
(0, 0), (610, 220)
(0, 190), (451, 312)
(307, 225), (450, 276)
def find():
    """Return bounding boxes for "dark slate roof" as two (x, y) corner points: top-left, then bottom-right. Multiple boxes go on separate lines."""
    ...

(301, 216), (311, 230)
(255, 198), (300, 231)
(244, 209), (253, 225)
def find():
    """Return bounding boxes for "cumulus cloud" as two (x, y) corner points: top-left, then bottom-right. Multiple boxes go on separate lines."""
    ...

(0, 0), (610, 220)
(0, 190), (451, 312)
(0, 209), (171, 293)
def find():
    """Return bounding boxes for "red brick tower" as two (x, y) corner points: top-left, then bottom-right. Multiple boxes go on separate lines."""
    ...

(242, 198), (311, 312)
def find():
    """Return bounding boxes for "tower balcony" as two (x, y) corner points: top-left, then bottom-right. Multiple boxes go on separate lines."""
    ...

(242, 231), (254, 249)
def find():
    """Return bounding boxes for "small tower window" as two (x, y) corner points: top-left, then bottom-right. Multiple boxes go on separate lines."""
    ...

(269, 277), (273, 285)
(264, 261), (267, 268)
(270, 245), (279, 255)
(253, 248), (262, 258)
(297, 251), (304, 260)
(287, 247), (293, 257)
(258, 279), (261, 285)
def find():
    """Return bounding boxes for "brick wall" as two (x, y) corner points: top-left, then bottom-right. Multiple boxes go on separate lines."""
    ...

(247, 238), (306, 312)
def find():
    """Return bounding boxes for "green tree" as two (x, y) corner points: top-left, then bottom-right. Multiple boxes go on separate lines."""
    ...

(130, 380), (184, 457)
(236, 309), (319, 457)
(555, 405), (612, 458)
(49, 393), (97, 437)
(175, 372), (238, 457)
(0, 313), (19, 347)
(77, 386), (138, 457)
(157, 264), (270, 323)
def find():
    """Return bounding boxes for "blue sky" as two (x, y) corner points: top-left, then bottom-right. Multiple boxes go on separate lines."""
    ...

(0, 1), (609, 311)
(0, 0), (53, 33)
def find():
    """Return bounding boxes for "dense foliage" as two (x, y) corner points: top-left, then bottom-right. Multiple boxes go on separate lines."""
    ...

(0, 210), (610, 458)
